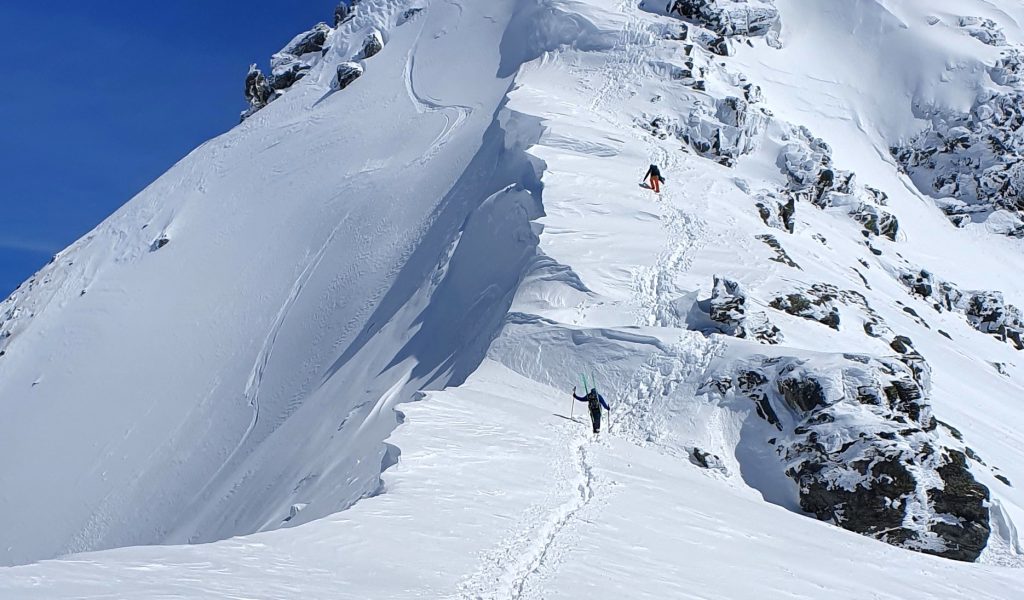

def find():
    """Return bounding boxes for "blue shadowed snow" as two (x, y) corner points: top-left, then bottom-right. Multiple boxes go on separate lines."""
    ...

(0, 1), (339, 297)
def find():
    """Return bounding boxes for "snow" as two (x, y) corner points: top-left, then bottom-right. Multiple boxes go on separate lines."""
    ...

(1, 0), (1024, 596)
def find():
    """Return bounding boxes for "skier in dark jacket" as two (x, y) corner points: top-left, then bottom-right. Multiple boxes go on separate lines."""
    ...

(573, 387), (611, 434)
(643, 164), (664, 193)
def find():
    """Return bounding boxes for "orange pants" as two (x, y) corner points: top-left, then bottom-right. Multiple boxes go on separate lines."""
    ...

(649, 175), (661, 193)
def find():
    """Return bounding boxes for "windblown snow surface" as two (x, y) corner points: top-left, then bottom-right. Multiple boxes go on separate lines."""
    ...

(2, 0), (1024, 597)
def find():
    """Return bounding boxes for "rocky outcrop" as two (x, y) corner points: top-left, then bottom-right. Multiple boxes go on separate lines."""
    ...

(684, 96), (768, 165)
(667, 0), (780, 38)
(334, 1), (351, 26)
(243, 65), (273, 119)
(898, 268), (1024, 350)
(770, 287), (840, 330)
(781, 126), (899, 240)
(756, 192), (795, 233)
(241, 21), (334, 120)
(641, 93), (768, 166)
(279, 22), (331, 58)
(706, 276), (782, 344)
(892, 30), (1024, 237)
(958, 16), (1007, 47)
(361, 30), (384, 59)
(711, 353), (990, 561)
(334, 62), (364, 91)
(756, 234), (799, 268)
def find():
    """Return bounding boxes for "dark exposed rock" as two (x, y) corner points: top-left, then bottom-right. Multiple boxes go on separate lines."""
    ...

(284, 23), (331, 57)
(737, 370), (781, 430)
(756, 234), (800, 268)
(151, 236), (170, 252)
(269, 62), (310, 91)
(689, 447), (727, 472)
(242, 65), (273, 119)
(995, 474), (1012, 487)
(769, 286), (842, 330)
(897, 268), (1024, 350)
(798, 452), (915, 536)
(852, 205), (899, 241)
(926, 450), (990, 561)
(719, 352), (990, 562)
(777, 375), (825, 412)
(334, 62), (364, 91)
(334, 2), (351, 26)
(361, 30), (384, 59)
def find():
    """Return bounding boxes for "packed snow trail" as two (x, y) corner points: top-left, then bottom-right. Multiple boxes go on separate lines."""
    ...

(2, 0), (1024, 596)
(1, 363), (1021, 599)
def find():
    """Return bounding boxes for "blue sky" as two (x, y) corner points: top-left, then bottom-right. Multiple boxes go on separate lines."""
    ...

(0, 1), (339, 297)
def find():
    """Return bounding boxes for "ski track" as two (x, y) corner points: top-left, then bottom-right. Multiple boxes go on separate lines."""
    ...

(457, 424), (601, 600)
(403, 18), (474, 165)
(459, 6), (728, 596)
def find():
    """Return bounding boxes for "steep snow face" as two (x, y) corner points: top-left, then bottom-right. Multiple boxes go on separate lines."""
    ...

(0, 0), (555, 566)
(2, 0), (1024, 595)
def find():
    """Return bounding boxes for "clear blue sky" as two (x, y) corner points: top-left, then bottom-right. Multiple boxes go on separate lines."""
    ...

(0, 1), (340, 297)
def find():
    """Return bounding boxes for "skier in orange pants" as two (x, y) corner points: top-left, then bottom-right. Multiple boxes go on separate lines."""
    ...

(643, 164), (664, 193)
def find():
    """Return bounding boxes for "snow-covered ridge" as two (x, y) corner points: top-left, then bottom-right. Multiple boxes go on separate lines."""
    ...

(1, 0), (1024, 596)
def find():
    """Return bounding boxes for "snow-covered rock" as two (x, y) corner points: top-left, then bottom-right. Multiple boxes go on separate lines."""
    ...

(897, 268), (1024, 350)
(333, 62), (363, 90)
(666, 0), (780, 38)
(716, 352), (991, 562)
(361, 30), (384, 59)
(703, 276), (782, 343)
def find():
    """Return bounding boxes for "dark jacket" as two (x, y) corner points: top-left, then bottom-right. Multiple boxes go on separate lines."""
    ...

(644, 164), (663, 181)
(573, 389), (610, 413)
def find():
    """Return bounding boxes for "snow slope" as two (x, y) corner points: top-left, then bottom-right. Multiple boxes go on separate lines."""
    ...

(1, 0), (1023, 596)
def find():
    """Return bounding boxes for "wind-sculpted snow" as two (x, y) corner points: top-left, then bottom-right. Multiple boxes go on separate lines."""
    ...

(2, 0), (1024, 595)
(0, 0), (554, 566)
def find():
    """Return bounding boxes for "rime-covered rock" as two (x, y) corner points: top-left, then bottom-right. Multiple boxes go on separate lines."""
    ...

(780, 126), (898, 238)
(892, 62), (1024, 237)
(706, 276), (782, 343)
(640, 95), (768, 166)
(756, 192), (795, 233)
(667, 0), (780, 38)
(278, 22), (331, 59)
(898, 269), (1024, 350)
(242, 65), (273, 120)
(958, 16), (1007, 47)
(713, 353), (990, 561)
